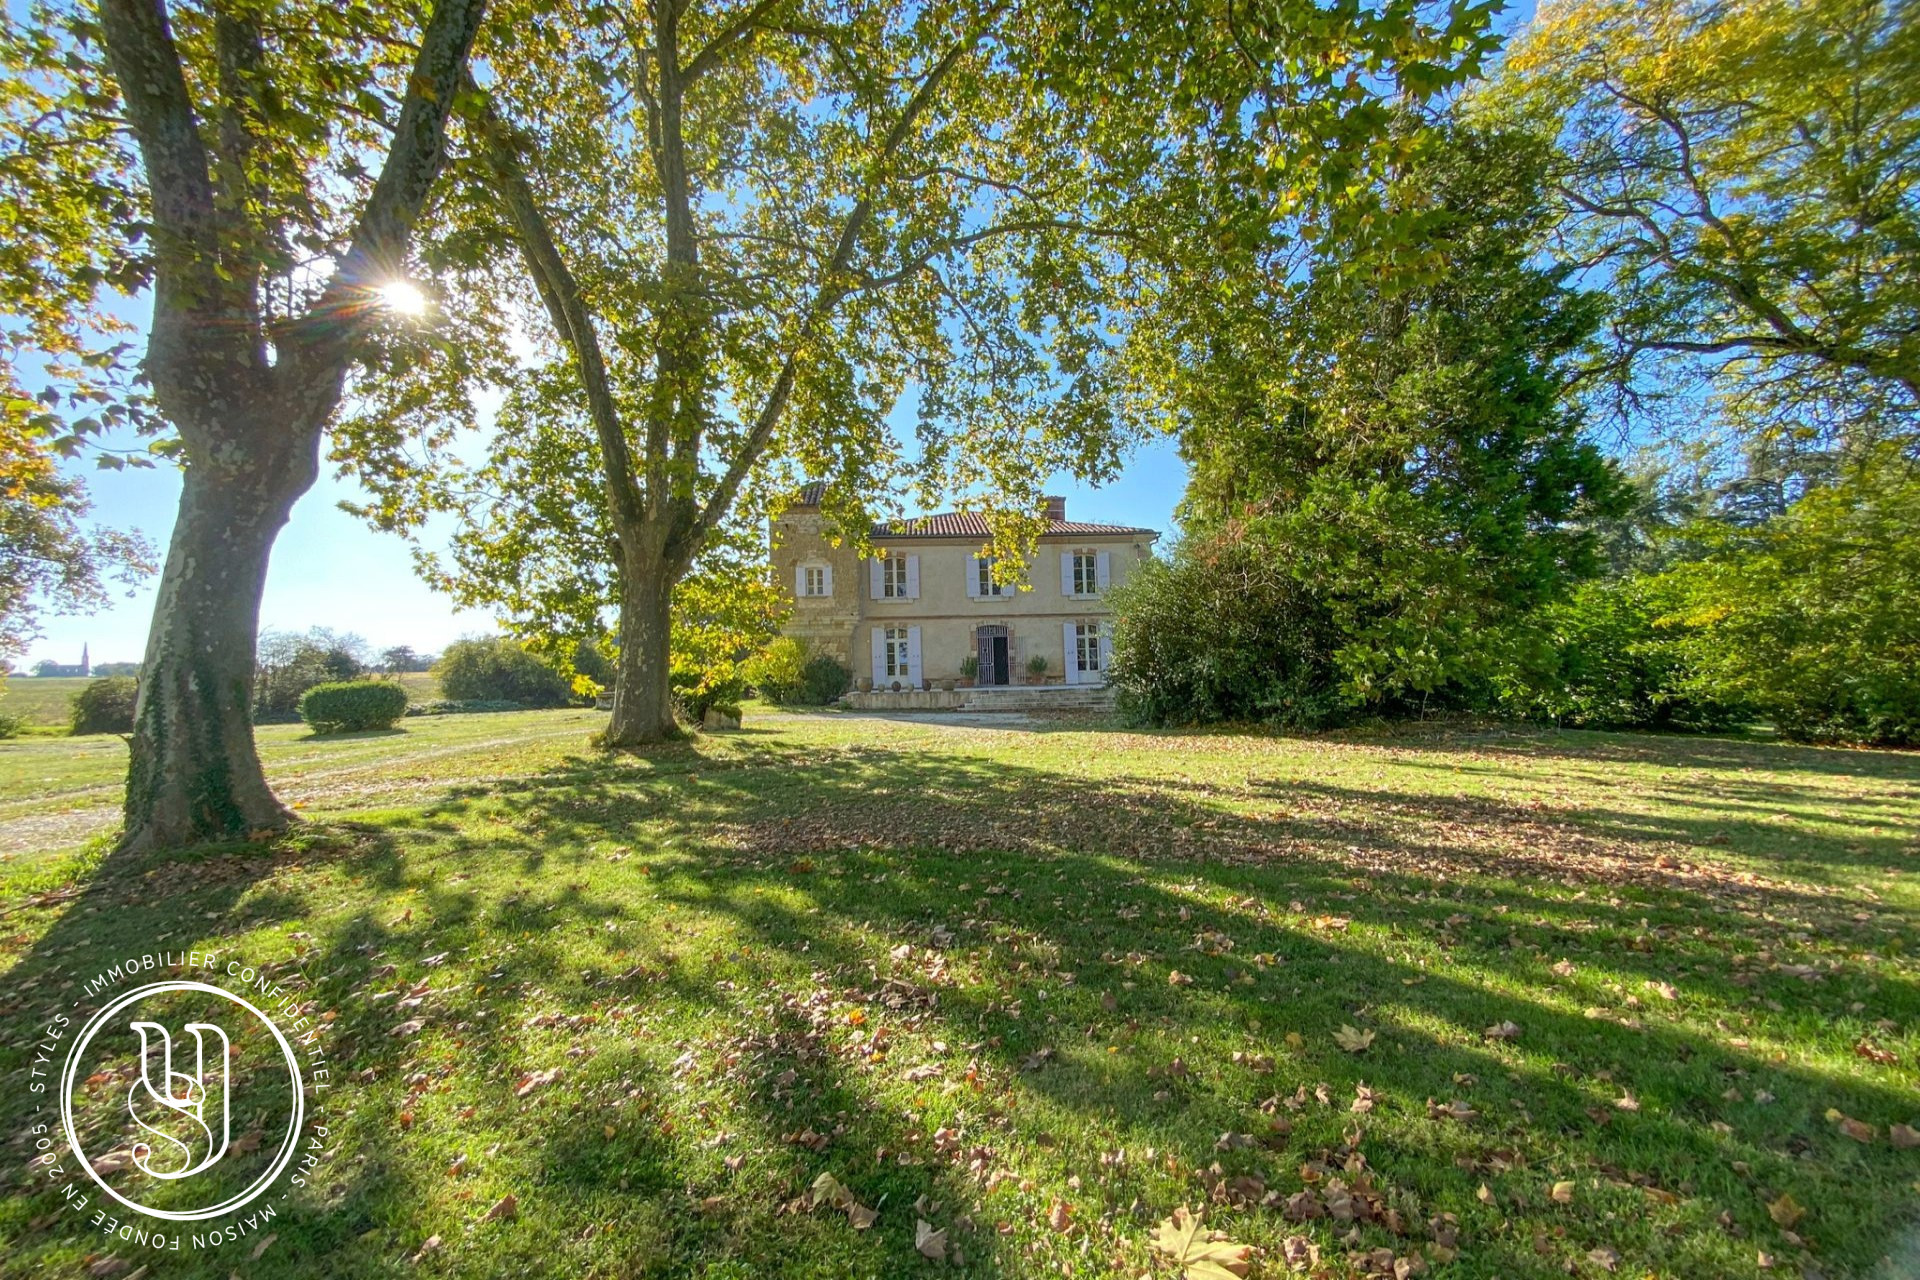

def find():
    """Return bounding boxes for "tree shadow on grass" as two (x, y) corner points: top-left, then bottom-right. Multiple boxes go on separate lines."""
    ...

(0, 728), (1915, 1279)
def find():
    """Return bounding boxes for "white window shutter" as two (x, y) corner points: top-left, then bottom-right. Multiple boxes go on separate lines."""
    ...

(1098, 621), (1114, 680)
(795, 565), (807, 598)
(905, 554), (920, 599)
(1096, 550), (1111, 592)
(907, 626), (923, 685)
(1060, 551), (1074, 595)
(822, 563), (833, 596)
(1063, 621), (1078, 685)
(967, 555), (981, 599)
(871, 628), (885, 683)
(869, 557), (883, 599)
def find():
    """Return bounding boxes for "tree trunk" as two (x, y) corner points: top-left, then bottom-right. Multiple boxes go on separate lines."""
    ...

(604, 556), (679, 746)
(119, 427), (318, 854)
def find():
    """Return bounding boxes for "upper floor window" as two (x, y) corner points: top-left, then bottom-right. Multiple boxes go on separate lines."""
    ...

(1072, 551), (1100, 596)
(881, 554), (910, 598)
(975, 555), (1009, 597)
(802, 565), (827, 597)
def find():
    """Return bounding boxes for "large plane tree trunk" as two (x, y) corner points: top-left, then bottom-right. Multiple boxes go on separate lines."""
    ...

(604, 552), (679, 747)
(120, 415), (321, 852)
(95, 0), (486, 853)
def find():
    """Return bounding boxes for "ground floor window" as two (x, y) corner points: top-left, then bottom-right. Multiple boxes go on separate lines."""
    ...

(884, 627), (911, 679)
(1074, 623), (1103, 674)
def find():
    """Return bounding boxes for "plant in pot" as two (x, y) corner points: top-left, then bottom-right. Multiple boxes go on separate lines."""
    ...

(958, 655), (978, 689)
(1025, 654), (1049, 685)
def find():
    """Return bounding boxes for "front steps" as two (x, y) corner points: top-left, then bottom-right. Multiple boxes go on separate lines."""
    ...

(838, 684), (1118, 714)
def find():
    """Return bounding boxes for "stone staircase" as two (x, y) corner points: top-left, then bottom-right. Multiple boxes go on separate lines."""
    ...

(957, 685), (1118, 713)
(836, 684), (1118, 714)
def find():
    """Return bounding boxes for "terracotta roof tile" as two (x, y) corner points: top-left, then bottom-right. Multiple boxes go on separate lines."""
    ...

(872, 511), (1155, 539)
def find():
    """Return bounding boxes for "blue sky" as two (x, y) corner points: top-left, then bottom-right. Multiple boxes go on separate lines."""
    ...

(22, 0), (1534, 669)
(34, 387), (1192, 668)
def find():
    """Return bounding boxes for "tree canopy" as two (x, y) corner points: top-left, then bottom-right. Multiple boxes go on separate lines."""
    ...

(1480, 0), (1920, 452)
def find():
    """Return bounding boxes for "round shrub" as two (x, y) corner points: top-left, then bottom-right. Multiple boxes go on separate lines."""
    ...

(71, 676), (138, 735)
(0, 709), (22, 739)
(299, 680), (409, 734)
(435, 637), (572, 707)
(798, 654), (850, 704)
(744, 636), (808, 702)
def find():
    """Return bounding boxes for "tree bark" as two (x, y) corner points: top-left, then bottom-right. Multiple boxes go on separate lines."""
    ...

(121, 416), (320, 853)
(605, 554), (678, 746)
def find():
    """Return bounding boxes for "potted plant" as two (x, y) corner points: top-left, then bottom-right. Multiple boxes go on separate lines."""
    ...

(1025, 654), (1049, 685)
(958, 655), (978, 688)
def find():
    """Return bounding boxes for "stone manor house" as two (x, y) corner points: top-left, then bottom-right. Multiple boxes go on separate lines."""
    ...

(771, 486), (1159, 693)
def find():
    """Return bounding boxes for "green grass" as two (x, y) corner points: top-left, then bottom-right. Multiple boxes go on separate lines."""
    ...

(1, 709), (1916, 1279)
(0, 676), (93, 729)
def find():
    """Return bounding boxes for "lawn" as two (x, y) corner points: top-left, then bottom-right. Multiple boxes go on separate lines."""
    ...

(1, 709), (1916, 1280)
(0, 672), (441, 733)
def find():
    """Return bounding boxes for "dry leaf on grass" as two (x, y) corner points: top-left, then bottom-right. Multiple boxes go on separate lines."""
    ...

(1767, 1193), (1804, 1228)
(1334, 1025), (1375, 1053)
(514, 1068), (561, 1097)
(482, 1193), (517, 1223)
(915, 1219), (947, 1261)
(1150, 1206), (1252, 1280)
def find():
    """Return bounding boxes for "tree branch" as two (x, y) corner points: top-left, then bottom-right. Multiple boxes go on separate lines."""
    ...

(467, 87), (648, 535)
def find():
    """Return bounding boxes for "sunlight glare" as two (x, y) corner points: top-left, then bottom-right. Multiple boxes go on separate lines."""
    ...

(376, 279), (430, 318)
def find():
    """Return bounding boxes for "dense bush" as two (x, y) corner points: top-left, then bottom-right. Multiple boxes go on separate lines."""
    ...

(1490, 578), (1740, 732)
(435, 637), (573, 707)
(255, 632), (366, 720)
(1656, 465), (1920, 745)
(0, 709), (20, 739)
(743, 636), (807, 700)
(671, 663), (747, 721)
(1107, 530), (1349, 729)
(71, 676), (138, 735)
(745, 638), (849, 705)
(298, 680), (409, 733)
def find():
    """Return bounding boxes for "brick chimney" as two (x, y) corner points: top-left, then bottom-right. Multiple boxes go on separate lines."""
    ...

(1043, 495), (1066, 523)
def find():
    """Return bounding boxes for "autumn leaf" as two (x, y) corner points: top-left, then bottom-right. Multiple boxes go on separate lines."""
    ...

(1483, 1020), (1521, 1041)
(1766, 1193), (1804, 1228)
(1150, 1206), (1252, 1280)
(1551, 1181), (1574, 1204)
(915, 1219), (947, 1261)
(514, 1067), (561, 1097)
(1334, 1025), (1376, 1053)
(1890, 1123), (1920, 1149)
(482, 1193), (517, 1223)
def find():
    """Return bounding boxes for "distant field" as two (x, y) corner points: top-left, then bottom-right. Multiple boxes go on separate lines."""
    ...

(0, 677), (92, 728)
(0, 671), (440, 731)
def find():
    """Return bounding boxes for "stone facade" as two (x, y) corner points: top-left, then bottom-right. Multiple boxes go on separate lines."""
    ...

(770, 491), (1158, 690)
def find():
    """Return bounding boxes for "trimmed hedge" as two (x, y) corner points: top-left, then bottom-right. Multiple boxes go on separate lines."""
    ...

(71, 677), (138, 735)
(298, 680), (409, 734)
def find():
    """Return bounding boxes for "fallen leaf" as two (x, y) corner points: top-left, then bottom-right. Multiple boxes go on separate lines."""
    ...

(915, 1219), (947, 1261)
(514, 1068), (561, 1097)
(1150, 1206), (1252, 1280)
(1483, 1021), (1522, 1041)
(1767, 1193), (1804, 1228)
(1334, 1025), (1375, 1054)
(1588, 1244), (1620, 1271)
(1551, 1181), (1574, 1204)
(482, 1193), (517, 1223)
(249, 1233), (277, 1261)
(1890, 1123), (1920, 1149)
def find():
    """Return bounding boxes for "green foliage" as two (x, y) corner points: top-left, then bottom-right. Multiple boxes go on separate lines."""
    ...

(0, 425), (153, 664)
(744, 637), (808, 703)
(435, 638), (574, 708)
(959, 655), (979, 681)
(255, 629), (368, 721)
(1480, 0), (1920, 443)
(1656, 461), (1920, 744)
(1108, 531), (1348, 730)
(69, 675), (135, 735)
(671, 667), (747, 722)
(1490, 577), (1740, 732)
(298, 681), (410, 734)
(1145, 124), (1624, 721)
(1025, 653), (1050, 676)
(0, 708), (20, 739)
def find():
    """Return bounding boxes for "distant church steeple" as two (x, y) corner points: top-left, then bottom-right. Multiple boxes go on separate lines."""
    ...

(79, 643), (89, 677)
